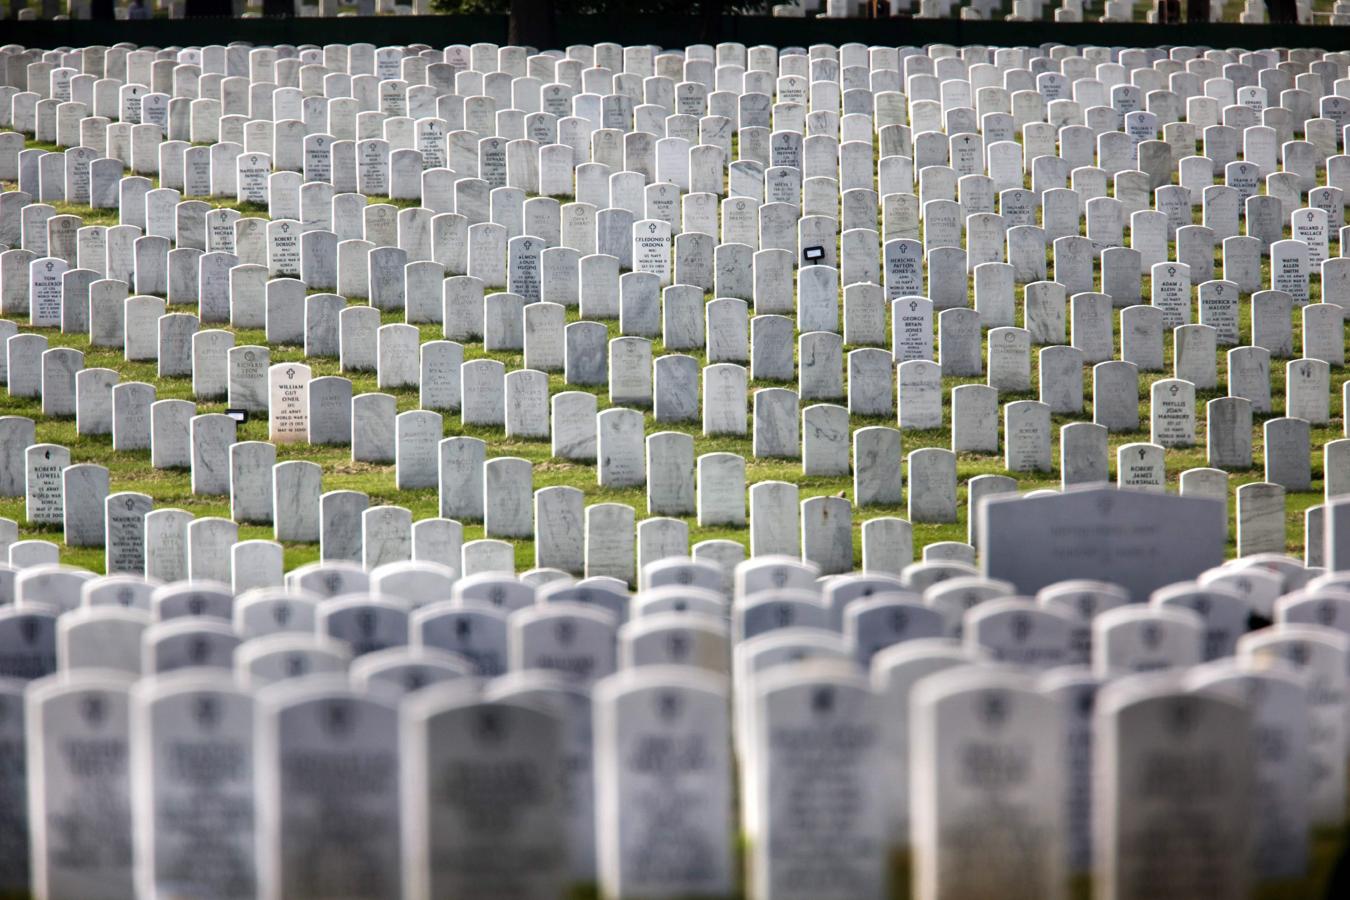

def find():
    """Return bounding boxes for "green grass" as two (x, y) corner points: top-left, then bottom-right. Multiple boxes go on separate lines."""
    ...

(3, 128), (1346, 583)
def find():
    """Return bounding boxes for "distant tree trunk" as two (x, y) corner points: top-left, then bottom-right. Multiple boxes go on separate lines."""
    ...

(700, 0), (724, 43)
(185, 0), (233, 14)
(510, 0), (554, 49)
(1265, 0), (1296, 20)
(1186, 0), (1208, 20)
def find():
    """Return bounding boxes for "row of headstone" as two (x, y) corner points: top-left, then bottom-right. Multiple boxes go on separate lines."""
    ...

(1, 38), (1348, 900)
(1, 412), (1342, 580)
(2, 40), (1350, 569)
(1, 498), (1347, 898)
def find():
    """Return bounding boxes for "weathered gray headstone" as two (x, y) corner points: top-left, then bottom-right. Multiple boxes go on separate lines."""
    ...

(983, 487), (1225, 600)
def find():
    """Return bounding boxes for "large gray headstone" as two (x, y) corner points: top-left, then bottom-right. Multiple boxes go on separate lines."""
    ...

(256, 681), (401, 899)
(981, 487), (1225, 600)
